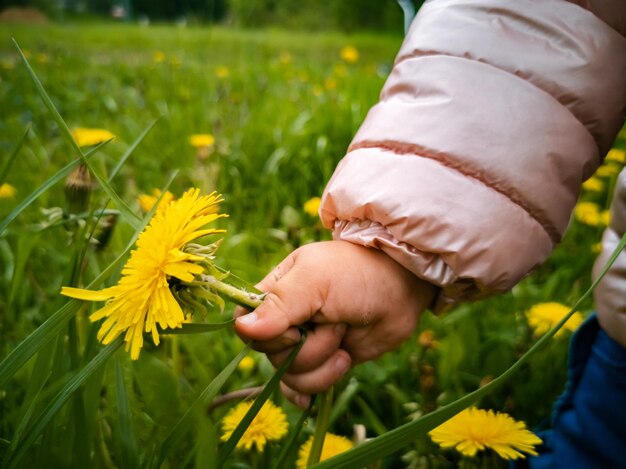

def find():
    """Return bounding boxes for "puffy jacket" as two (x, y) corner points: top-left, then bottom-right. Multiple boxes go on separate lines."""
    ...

(320, 0), (626, 315)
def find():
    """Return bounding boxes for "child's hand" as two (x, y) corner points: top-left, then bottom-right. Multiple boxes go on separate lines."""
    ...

(234, 240), (436, 407)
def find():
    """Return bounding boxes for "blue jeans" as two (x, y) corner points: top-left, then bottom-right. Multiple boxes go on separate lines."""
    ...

(524, 315), (626, 469)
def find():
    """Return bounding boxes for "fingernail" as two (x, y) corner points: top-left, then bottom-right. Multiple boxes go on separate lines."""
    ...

(236, 312), (257, 326)
(334, 354), (350, 375)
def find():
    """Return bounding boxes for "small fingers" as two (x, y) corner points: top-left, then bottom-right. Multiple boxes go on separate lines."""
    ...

(280, 382), (311, 409)
(249, 327), (301, 354)
(267, 323), (346, 373)
(280, 349), (352, 395)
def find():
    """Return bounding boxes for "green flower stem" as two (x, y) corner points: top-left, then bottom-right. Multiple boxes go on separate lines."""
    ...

(200, 274), (266, 309)
(307, 386), (334, 467)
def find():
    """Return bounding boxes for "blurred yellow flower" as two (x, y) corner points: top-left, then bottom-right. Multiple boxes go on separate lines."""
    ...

(36, 53), (49, 64)
(333, 64), (348, 77)
(526, 302), (583, 338)
(71, 128), (115, 148)
(238, 355), (255, 372)
(601, 209), (611, 226)
(340, 46), (359, 64)
(61, 189), (225, 360)
(605, 148), (626, 164)
(189, 134), (215, 148)
(138, 189), (175, 213)
(418, 329), (439, 349)
(0, 183), (17, 198)
(312, 84), (324, 97)
(303, 197), (321, 217)
(324, 77), (337, 91)
(169, 56), (182, 68)
(1, 59), (14, 70)
(591, 242), (603, 254)
(220, 400), (288, 452)
(215, 65), (230, 79)
(153, 51), (166, 63)
(296, 433), (354, 469)
(429, 407), (541, 460)
(279, 51), (292, 65)
(595, 164), (620, 178)
(574, 202), (604, 226)
(582, 177), (604, 193)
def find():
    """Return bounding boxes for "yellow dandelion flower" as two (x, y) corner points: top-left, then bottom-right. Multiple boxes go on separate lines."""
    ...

(237, 355), (255, 373)
(138, 189), (175, 213)
(418, 329), (439, 349)
(296, 433), (354, 469)
(605, 148), (626, 164)
(574, 202), (602, 226)
(0, 183), (17, 199)
(279, 51), (292, 65)
(220, 400), (288, 452)
(429, 407), (542, 460)
(153, 51), (166, 63)
(582, 177), (604, 193)
(216, 65), (230, 79)
(303, 197), (321, 217)
(595, 164), (620, 178)
(189, 134), (215, 148)
(591, 242), (603, 254)
(61, 189), (226, 360)
(340, 46), (359, 64)
(324, 77), (337, 91)
(526, 302), (583, 338)
(71, 128), (115, 148)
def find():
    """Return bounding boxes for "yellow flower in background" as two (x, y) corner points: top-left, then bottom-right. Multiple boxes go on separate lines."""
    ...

(0, 183), (17, 199)
(333, 64), (348, 77)
(605, 148), (626, 164)
(1, 59), (15, 70)
(215, 65), (230, 79)
(153, 51), (165, 63)
(429, 407), (542, 460)
(303, 197), (321, 217)
(601, 209), (611, 226)
(595, 164), (620, 178)
(61, 189), (226, 359)
(189, 134), (215, 148)
(220, 400), (288, 452)
(324, 77), (337, 91)
(340, 46), (359, 64)
(312, 84), (324, 97)
(418, 329), (439, 349)
(582, 177), (604, 193)
(526, 302), (583, 338)
(574, 202), (603, 226)
(296, 433), (354, 469)
(138, 189), (175, 213)
(71, 128), (115, 148)
(237, 355), (255, 373)
(591, 242), (603, 254)
(279, 51), (292, 65)
(36, 53), (49, 64)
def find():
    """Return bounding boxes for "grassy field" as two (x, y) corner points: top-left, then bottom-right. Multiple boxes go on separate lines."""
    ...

(0, 22), (624, 468)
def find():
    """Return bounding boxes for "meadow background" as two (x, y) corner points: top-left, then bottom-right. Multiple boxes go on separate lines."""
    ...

(1, 4), (625, 468)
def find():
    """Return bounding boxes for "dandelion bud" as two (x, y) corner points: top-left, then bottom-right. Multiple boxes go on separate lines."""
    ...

(65, 163), (93, 214)
(92, 214), (118, 251)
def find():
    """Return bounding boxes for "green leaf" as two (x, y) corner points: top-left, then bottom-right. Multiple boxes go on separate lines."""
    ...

(5, 338), (123, 469)
(272, 404), (313, 469)
(109, 117), (160, 180)
(12, 38), (142, 230)
(156, 343), (253, 468)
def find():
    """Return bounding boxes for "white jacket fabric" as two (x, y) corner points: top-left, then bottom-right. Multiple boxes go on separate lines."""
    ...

(320, 0), (626, 313)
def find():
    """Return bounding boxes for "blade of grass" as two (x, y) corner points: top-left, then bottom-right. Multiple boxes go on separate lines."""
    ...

(109, 117), (160, 180)
(6, 338), (123, 469)
(12, 38), (142, 230)
(0, 124), (30, 184)
(314, 231), (626, 468)
(155, 343), (253, 468)
(115, 355), (140, 469)
(0, 173), (177, 389)
(272, 402), (314, 469)
(0, 143), (105, 237)
(158, 320), (235, 335)
(217, 335), (306, 467)
(306, 387), (334, 467)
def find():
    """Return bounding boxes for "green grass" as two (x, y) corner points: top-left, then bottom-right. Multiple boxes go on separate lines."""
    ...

(0, 21), (624, 468)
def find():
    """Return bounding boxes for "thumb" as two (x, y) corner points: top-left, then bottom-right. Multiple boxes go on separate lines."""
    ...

(234, 250), (325, 341)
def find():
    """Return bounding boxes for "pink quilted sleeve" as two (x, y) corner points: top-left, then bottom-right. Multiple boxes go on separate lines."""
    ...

(320, 0), (626, 311)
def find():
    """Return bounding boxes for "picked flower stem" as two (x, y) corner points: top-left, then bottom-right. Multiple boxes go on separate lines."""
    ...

(200, 274), (266, 310)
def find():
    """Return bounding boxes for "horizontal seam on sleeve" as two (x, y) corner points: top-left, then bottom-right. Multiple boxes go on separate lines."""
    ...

(347, 139), (561, 245)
